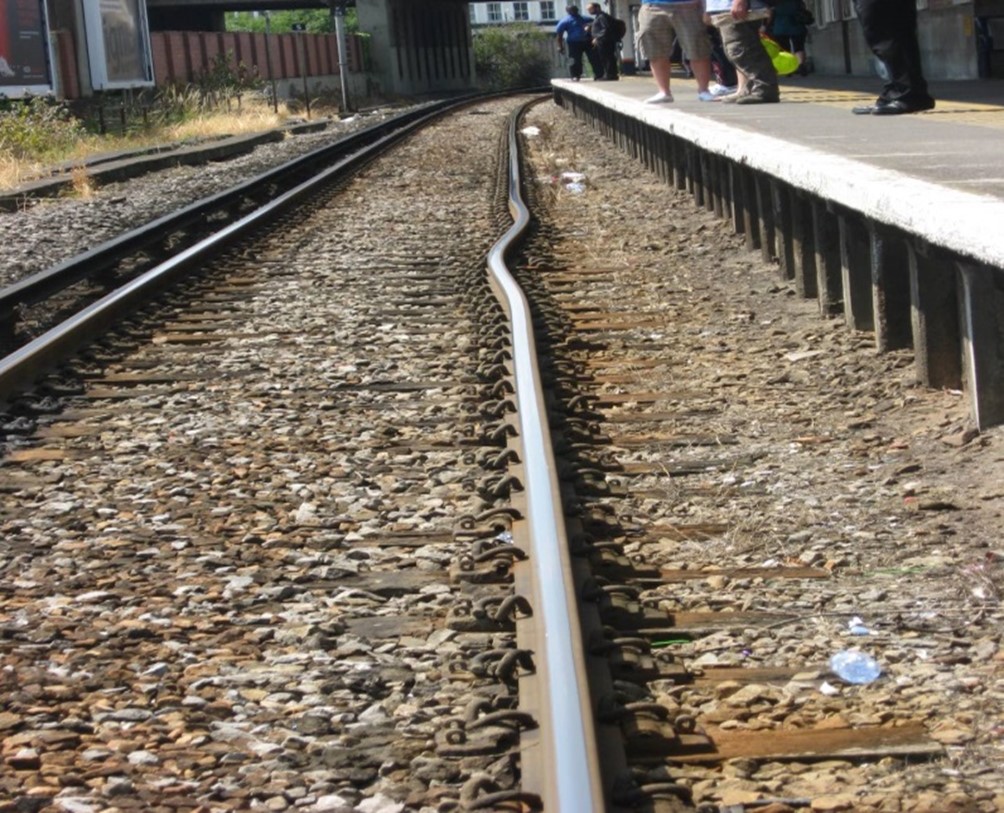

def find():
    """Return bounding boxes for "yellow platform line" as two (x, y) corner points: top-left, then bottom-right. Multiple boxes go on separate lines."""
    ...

(778, 85), (1004, 128)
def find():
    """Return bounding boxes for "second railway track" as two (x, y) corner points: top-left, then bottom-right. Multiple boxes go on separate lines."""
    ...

(0, 93), (1002, 813)
(0, 95), (536, 812)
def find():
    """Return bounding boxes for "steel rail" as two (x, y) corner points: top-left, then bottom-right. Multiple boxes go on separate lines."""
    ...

(0, 98), (469, 333)
(485, 104), (605, 811)
(0, 98), (475, 403)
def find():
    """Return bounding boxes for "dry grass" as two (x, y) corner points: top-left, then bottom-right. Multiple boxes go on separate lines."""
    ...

(0, 156), (40, 191)
(0, 100), (300, 193)
(161, 103), (293, 143)
(70, 165), (95, 198)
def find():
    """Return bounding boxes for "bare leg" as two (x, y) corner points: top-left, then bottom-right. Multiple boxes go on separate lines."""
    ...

(689, 56), (712, 93)
(650, 56), (672, 94)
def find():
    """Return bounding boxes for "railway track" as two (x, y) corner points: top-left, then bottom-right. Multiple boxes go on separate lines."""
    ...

(0, 92), (1002, 813)
(0, 94), (538, 811)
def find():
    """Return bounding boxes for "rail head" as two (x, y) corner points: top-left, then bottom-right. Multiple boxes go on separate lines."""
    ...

(485, 100), (606, 813)
(0, 94), (504, 405)
(0, 97), (483, 318)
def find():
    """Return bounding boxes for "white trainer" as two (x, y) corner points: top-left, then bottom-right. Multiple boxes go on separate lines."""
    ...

(709, 83), (737, 97)
(644, 91), (674, 104)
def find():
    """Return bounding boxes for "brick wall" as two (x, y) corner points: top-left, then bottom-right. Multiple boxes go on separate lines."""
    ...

(150, 30), (364, 87)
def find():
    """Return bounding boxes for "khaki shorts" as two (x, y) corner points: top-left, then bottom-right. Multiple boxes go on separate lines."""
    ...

(638, 2), (711, 61)
(708, 8), (771, 27)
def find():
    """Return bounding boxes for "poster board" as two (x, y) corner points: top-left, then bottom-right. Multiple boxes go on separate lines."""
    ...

(0, 0), (55, 97)
(83, 0), (155, 89)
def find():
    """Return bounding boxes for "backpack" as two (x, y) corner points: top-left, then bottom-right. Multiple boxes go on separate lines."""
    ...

(611, 16), (627, 41)
(794, 1), (815, 26)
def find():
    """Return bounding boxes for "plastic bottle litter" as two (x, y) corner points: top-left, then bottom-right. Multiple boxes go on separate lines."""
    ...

(560, 171), (587, 194)
(818, 680), (840, 696)
(847, 615), (871, 635)
(829, 650), (882, 684)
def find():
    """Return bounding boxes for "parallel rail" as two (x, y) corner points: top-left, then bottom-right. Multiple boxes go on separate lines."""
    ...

(0, 95), (502, 404)
(485, 101), (606, 813)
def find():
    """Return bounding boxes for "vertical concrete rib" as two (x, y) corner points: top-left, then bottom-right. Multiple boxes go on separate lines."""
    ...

(908, 242), (962, 389)
(715, 156), (729, 220)
(672, 135), (686, 190)
(755, 173), (775, 264)
(811, 198), (841, 315)
(869, 224), (912, 352)
(838, 210), (874, 331)
(684, 143), (696, 196)
(957, 262), (1004, 429)
(772, 179), (794, 282)
(739, 166), (760, 251)
(699, 151), (713, 212)
(790, 189), (817, 298)
(728, 162), (743, 235)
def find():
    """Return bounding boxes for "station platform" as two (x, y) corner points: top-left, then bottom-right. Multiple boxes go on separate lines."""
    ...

(552, 74), (1004, 265)
(549, 73), (1004, 429)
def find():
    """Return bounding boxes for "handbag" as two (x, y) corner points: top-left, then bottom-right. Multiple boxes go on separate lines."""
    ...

(759, 33), (800, 75)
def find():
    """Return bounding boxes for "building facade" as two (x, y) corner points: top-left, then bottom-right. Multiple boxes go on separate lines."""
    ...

(469, 0), (559, 26)
(470, 0), (1004, 81)
(793, 0), (1002, 80)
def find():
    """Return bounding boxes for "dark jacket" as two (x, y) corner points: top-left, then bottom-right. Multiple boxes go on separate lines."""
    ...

(590, 10), (615, 44)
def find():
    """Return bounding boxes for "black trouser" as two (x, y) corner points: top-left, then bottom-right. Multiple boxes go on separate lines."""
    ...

(595, 39), (619, 79)
(853, 0), (932, 104)
(567, 40), (601, 79)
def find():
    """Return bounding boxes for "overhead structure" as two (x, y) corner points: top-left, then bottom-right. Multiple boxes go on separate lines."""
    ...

(145, 0), (477, 95)
(357, 0), (474, 95)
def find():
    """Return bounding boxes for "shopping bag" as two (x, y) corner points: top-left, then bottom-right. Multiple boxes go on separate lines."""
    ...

(760, 33), (800, 76)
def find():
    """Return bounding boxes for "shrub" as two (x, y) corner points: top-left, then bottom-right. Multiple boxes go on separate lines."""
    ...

(150, 85), (205, 127)
(0, 95), (87, 161)
(197, 52), (263, 106)
(474, 24), (553, 90)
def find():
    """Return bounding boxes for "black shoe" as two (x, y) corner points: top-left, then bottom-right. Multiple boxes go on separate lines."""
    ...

(872, 98), (936, 115)
(734, 93), (779, 105)
(853, 98), (935, 115)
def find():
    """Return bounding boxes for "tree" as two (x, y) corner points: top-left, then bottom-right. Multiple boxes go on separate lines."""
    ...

(474, 24), (552, 90)
(226, 9), (359, 34)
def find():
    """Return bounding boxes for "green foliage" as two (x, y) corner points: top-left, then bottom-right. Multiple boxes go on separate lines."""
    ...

(474, 25), (552, 90)
(197, 52), (263, 98)
(148, 52), (264, 128)
(226, 9), (359, 34)
(149, 85), (205, 127)
(0, 95), (87, 160)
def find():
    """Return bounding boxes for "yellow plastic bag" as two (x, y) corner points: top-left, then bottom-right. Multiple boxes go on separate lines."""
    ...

(760, 33), (800, 76)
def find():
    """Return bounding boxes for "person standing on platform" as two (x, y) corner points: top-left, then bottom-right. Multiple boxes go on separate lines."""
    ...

(556, 5), (602, 81)
(768, 0), (810, 76)
(638, 0), (716, 103)
(851, 0), (935, 115)
(707, 0), (779, 104)
(586, 2), (621, 80)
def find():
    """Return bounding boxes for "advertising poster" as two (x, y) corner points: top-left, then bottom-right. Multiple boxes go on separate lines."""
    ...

(0, 0), (54, 93)
(84, 0), (154, 88)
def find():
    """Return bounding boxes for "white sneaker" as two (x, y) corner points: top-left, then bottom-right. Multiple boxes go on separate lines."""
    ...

(644, 91), (674, 104)
(709, 83), (737, 97)
(697, 90), (717, 102)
